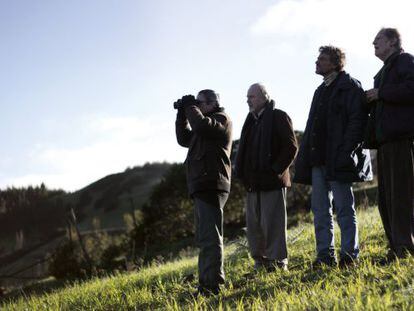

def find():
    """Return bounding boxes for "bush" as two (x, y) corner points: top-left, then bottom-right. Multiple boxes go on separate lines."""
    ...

(100, 244), (126, 271)
(49, 231), (127, 280)
(49, 241), (88, 279)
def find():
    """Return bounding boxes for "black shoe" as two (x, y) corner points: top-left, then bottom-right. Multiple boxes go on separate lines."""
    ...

(266, 261), (288, 272)
(312, 257), (337, 268)
(339, 256), (359, 268)
(193, 285), (220, 297)
(395, 248), (414, 259)
(378, 250), (397, 265)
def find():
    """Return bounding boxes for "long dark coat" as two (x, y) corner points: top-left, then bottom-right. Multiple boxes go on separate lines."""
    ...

(365, 51), (414, 147)
(234, 100), (298, 191)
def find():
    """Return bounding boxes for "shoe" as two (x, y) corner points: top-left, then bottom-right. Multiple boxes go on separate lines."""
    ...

(339, 256), (359, 268)
(395, 248), (414, 259)
(193, 285), (220, 297)
(266, 261), (288, 272)
(378, 250), (397, 265)
(312, 257), (337, 268)
(253, 261), (266, 271)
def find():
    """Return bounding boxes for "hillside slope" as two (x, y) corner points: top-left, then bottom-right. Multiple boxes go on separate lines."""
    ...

(0, 163), (172, 289)
(3, 206), (414, 310)
(66, 162), (172, 231)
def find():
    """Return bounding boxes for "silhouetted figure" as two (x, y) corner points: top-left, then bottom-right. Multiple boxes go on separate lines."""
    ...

(295, 46), (372, 268)
(175, 90), (232, 296)
(234, 83), (298, 272)
(366, 28), (414, 260)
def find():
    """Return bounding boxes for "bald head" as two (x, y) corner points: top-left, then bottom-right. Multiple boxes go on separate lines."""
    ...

(247, 83), (270, 113)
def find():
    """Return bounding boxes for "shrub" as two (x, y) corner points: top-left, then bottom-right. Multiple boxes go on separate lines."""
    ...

(49, 241), (88, 279)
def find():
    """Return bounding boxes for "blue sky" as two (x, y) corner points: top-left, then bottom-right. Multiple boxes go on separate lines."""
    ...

(1, 0), (413, 191)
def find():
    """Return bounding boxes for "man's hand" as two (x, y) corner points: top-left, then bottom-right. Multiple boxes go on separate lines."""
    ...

(181, 95), (197, 108)
(177, 107), (186, 119)
(366, 88), (379, 103)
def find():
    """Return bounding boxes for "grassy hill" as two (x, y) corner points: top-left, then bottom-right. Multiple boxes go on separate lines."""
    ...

(65, 162), (172, 231)
(0, 163), (172, 289)
(3, 205), (414, 310)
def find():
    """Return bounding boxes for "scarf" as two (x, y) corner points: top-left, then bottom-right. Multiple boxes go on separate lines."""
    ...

(235, 100), (275, 177)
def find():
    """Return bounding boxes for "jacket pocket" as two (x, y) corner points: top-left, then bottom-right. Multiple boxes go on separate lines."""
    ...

(335, 149), (355, 171)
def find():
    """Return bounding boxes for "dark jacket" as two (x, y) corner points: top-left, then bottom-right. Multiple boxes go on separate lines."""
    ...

(294, 71), (373, 185)
(364, 52), (414, 147)
(176, 105), (232, 195)
(234, 100), (298, 191)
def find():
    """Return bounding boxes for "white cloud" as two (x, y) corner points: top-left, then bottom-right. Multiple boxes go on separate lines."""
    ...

(246, 0), (414, 130)
(2, 115), (186, 191)
(251, 0), (414, 56)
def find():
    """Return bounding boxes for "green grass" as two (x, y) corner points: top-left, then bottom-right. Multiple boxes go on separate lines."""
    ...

(3, 206), (414, 310)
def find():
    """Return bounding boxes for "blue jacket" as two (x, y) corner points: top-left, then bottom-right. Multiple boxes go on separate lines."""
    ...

(294, 71), (373, 184)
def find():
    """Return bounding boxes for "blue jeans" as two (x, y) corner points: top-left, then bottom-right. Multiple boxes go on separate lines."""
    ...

(311, 166), (359, 260)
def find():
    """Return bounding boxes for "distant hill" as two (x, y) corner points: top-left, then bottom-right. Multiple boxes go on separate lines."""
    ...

(0, 162), (172, 283)
(0, 163), (172, 247)
(66, 162), (173, 231)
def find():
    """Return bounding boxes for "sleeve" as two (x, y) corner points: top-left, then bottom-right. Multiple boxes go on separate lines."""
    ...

(342, 86), (368, 152)
(175, 109), (192, 147)
(379, 53), (414, 105)
(184, 105), (229, 139)
(271, 112), (298, 175)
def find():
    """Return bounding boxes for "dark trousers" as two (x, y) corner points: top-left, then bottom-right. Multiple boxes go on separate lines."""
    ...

(377, 139), (414, 256)
(193, 191), (228, 289)
(246, 188), (288, 267)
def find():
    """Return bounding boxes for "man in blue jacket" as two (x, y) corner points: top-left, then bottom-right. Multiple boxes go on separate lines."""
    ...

(294, 46), (372, 267)
(366, 28), (414, 261)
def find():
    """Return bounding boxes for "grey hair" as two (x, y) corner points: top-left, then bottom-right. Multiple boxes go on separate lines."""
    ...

(250, 83), (270, 101)
(380, 27), (402, 50)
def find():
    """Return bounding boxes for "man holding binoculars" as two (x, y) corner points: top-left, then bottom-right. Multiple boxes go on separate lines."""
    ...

(175, 89), (232, 296)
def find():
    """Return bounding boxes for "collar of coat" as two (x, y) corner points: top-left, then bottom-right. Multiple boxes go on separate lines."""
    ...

(251, 100), (275, 119)
(374, 51), (401, 82)
(317, 71), (360, 92)
(323, 71), (339, 86)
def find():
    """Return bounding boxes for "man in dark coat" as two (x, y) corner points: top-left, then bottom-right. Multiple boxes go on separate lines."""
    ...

(235, 83), (298, 272)
(175, 89), (232, 295)
(366, 28), (414, 260)
(294, 46), (372, 267)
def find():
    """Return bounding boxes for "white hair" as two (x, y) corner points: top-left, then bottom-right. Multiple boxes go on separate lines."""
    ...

(250, 83), (270, 101)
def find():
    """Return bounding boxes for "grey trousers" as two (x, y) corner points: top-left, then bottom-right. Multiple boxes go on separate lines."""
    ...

(246, 188), (288, 266)
(378, 139), (414, 256)
(193, 191), (228, 288)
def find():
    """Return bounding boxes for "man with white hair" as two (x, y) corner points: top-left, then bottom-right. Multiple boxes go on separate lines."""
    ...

(366, 28), (414, 261)
(235, 83), (298, 271)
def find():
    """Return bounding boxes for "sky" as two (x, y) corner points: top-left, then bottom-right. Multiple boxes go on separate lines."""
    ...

(1, 0), (414, 191)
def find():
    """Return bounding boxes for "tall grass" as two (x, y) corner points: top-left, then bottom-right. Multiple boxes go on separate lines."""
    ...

(3, 206), (414, 310)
